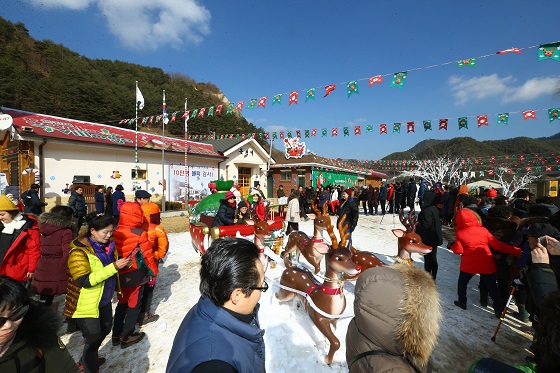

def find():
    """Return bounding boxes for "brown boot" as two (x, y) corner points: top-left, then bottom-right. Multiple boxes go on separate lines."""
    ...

(120, 332), (145, 349)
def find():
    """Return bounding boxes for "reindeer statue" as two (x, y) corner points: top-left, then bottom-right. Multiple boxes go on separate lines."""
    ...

(281, 201), (331, 274)
(246, 203), (276, 271)
(276, 219), (361, 364)
(347, 209), (432, 278)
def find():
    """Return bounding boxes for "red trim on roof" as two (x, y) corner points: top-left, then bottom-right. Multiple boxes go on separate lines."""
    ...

(4, 108), (223, 158)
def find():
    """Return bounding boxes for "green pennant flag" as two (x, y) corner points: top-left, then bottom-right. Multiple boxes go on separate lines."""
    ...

(393, 123), (401, 133)
(549, 108), (560, 122)
(497, 113), (509, 125)
(272, 94), (282, 105)
(247, 99), (257, 109)
(347, 81), (359, 97)
(235, 134), (240, 139)
(322, 128), (327, 137)
(458, 117), (468, 129)
(190, 109), (198, 119)
(423, 120), (432, 131)
(390, 72), (407, 88)
(343, 127), (349, 136)
(226, 104), (234, 114)
(457, 58), (476, 67)
(272, 132), (278, 139)
(538, 42), (560, 61)
(305, 130), (310, 138)
(305, 88), (316, 102)
(208, 106), (215, 117)
(287, 131), (293, 138)
(142, 117), (149, 125)
(366, 125), (373, 133)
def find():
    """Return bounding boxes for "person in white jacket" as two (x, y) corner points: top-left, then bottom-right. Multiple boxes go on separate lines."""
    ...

(285, 190), (301, 235)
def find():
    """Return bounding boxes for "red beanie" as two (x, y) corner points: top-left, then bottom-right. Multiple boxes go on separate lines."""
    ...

(486, 189), (498, 198)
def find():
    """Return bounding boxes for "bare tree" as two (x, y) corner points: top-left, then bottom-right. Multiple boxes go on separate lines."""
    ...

(403, 156), (473, 185)
(494, 167), (541, 198)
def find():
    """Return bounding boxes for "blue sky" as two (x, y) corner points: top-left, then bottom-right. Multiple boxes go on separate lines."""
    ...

(2, 0), (560, 159)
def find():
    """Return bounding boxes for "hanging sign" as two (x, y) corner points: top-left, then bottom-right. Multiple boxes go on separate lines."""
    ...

(284, 137), (306, 159)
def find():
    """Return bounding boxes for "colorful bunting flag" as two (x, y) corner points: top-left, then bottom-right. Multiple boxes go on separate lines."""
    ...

(287, 131), (292, 138)
(305, 130), (310, 138)
(289, 91), (299, 105)
(354, 126), (361, 135)
(538, 42), (560, 61)
(279, 132), (284, 139)
(272, 132), (278, 139)
(497, 113), (509, 124)
(369, 75), (382, 87)
(324, 84), (336, 97)
(198, 108), (206, 118)
(549, 108), (560, 122)
(332, 128), (338, 136)
(347, 81), (359, 97)
(322, 128), (327, 137)
(265, 133), (270, 140)
(216, 105), (223, 114)
(380, 124), (387, 135)
(497, 47), (522, 55)
(257, 97), (267, 108)
(523, 110), (537, 120)
(458, 117), (468, 129)
(477, 115), (488, 127)
(247, 99), (257, 109)
(457, 58), (476, 67)
(393, 123), (401, 133)
(306, 88), (316, 102)
(207, 106), (215, 117)
(391, 72), (407, 88)
(190, 109), (199, 119)
(423, 120), (432, 131)
(181, 110), (190, 119)
(343, 127), (349, 136)
(311, 129), (317, 137)
(439, 119), (448, 130)
(226, 104), (234, 114)
(235, 101), (244, 112)
(273, 94), (282, 105)
(406, 122), (415, 133)
(366, 125), (373, 133)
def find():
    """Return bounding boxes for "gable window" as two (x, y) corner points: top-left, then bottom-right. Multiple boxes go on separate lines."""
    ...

(131, 169), (147, 180)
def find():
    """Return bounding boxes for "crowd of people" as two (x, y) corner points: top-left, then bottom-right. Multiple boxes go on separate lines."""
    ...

(0, 187), (168, 373)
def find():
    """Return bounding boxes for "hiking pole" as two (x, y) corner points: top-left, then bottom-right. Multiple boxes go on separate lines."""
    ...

(491, 286), (516, 342)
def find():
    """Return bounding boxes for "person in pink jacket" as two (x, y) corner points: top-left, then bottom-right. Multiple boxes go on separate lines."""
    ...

(450, 208), (521, 318)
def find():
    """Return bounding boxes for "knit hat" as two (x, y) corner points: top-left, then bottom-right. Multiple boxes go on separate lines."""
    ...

(485, 188), (498, 198)
(344, 188), (354, 196)
(225, 191), (235, 200)
(238, 200), (248, 208)
(526, 222), (560, 239)
(0, 195), (19, 211)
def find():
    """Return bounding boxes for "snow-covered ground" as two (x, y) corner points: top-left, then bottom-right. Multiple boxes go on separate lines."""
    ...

(59, 211), (534, 372)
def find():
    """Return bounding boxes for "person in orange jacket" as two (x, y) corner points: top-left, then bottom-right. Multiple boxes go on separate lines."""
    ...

(111, 202), (158, 348)
(138, 202), (169, 325)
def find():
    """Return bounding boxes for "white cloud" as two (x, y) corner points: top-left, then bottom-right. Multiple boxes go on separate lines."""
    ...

(265, 125), (288, 132)
(449, 74), (559, 105)
(29, 0), (211, 50)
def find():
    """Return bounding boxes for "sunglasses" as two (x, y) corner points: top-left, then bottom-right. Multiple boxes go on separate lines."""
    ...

(250, 280), (269, 293)
(0, 305), (29, 328)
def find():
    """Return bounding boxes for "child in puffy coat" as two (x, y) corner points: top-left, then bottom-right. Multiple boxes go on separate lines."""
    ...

(450, 208), (521, 318)
(138, 202), (169, 325)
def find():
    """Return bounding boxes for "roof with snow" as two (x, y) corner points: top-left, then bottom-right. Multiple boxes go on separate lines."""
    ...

(3, 108), (224, 158)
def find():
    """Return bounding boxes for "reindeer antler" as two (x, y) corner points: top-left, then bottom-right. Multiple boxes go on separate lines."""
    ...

(321, 201), (328, 216)
(327, 224), (339, 250)
(337, 215), (350, 249)
(311, 200), (321, 215)
(399, 209), (418, 233)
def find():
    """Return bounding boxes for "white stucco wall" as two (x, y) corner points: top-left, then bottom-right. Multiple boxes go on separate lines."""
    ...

(222, 140), (269, 197)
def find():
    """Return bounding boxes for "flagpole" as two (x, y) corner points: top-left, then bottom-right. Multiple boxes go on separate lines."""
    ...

(135, 81), (139, 188)
(161, 90), (167, 212)
(184, 98), (189, 209)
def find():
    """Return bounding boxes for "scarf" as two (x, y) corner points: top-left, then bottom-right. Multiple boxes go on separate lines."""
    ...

(1, 214), (26, 234)
(88, 237), (115, 265)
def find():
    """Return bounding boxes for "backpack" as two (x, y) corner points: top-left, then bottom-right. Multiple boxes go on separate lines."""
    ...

(21, 190), (31, 206)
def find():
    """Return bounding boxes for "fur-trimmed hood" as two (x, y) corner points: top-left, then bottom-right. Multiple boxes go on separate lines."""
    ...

(346, 264), (441, 372)
(38, 212), (74, 236)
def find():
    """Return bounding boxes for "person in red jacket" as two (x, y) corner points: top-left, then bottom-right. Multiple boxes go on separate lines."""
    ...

(0, 195), (40, 283)
(138, 202), (169, 326)
(450, 208), (521, 318)
(111, 202), (158, 348)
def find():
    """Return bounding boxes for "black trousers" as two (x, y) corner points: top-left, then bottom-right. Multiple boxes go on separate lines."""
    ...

(75, 303), (113, 373)
(424, 246), (438, 280)
(458, 271), (503, 316)
(379, 199), (386, 214)
(286, 222), (299, 235)
(113, 285), (144, 339)
(138, 282), (155, 322)
(361, 201), (368, 215)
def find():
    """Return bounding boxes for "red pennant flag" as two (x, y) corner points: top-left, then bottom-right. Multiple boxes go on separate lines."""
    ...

(257, 97), (267, 108)
(406, 122), (415, 133)
(369, 75), (382, 87)
(182, 111), (190, 118)
(296, 130), (301, 138)
(242, 134), (246, 140)
(380, 124), (388, 135)
(265, 133), (270, 140)
(332, 128), (338, 136)
(198, 108), (206, 118)
(170, 113), (177, 122)
(228, 134), (234, 139)
(235, 101), (244, 112)
(324, 84), (336, 97)
(279, 131), (284, 139)
(187, 135), (192, 140)
(546, 165), (552, 172)
(311, 129), (317, 137)
(289, 91), (299, 105)
(220, 134), (225, 140)
(477, 115), (488, 127)
(354, 126), (361, 135)
(252, 133), (256, 138)
(215, 105), (223, 114)
(523, 110), (537, 120)
(148, 116), (154, 125)
(119, 119), (127, 125)
(497, 47), (522, 55)
(439, 119), (448, 130)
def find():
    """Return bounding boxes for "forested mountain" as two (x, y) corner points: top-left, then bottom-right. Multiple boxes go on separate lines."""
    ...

(0, 17), (263, 140)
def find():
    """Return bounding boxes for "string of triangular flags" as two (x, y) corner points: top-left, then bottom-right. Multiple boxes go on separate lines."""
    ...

(117, 41), (560, 126)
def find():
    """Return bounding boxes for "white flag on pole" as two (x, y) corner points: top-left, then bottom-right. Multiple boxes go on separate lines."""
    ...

(136, 86), (145, 110)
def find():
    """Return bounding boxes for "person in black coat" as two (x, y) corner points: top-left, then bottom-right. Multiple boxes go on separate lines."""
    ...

(416, 190), (443, 280)
(407, 178), (417, 211)
(21, 184), (47, 215)
(104, 186), (113, 217)
(94, 186), (105, 213)
(338, 188), (359, 245)
(67, 186), (87, 230)
(212, 192), (237, 227)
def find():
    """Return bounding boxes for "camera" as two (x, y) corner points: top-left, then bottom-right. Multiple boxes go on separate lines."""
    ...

(538, 236), (548, 248)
